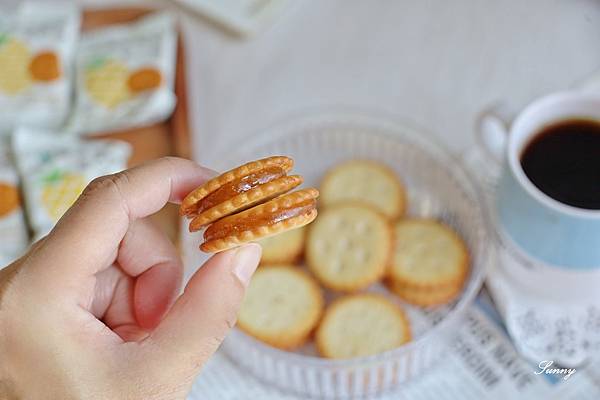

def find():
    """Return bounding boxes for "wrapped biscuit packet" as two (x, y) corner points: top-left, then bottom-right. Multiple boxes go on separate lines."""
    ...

(12, 128), (131, 240)
(0, 2), (79, 134)
(0, 139), (29, 267)
(68, 12), (177, 135)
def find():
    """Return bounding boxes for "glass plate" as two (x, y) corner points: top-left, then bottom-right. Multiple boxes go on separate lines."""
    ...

(183, 108), (490, 398)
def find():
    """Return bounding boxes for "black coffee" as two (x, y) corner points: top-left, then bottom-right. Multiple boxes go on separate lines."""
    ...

(520, 119), (600, 210)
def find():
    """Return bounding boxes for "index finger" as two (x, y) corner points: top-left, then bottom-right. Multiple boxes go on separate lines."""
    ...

(33, 157), (213, 278)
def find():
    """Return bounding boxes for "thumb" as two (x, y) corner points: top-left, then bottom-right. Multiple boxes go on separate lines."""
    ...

(144, 243), (261, 375)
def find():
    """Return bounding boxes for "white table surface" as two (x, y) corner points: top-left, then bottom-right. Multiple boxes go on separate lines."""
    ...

(171, 0), (600, 163)
(49, 0), (600, 163)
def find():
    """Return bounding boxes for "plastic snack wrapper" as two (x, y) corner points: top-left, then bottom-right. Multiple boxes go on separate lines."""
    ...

(0, 139), (29, 268)
(12, 128), (131, 240)
(0, 2), (80, 134)
(68, 12), (177, 135)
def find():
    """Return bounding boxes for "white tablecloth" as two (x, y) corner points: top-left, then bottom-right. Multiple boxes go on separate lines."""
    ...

(174, 0), (600, 163)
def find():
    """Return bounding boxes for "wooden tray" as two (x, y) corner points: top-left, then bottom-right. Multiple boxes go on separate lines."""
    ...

(82, 7), (191, 242)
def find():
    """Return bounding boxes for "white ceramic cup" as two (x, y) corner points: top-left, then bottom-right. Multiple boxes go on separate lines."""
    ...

(480, 91), (600, 269)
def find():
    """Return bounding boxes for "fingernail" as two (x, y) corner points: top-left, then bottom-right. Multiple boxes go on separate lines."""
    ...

(232, 244), (262, 286)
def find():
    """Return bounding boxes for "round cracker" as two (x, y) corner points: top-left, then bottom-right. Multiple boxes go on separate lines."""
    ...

(320, 160), (406, 219)
(306, 203), (391, 292)
(181, 156), (294, 218)
(256, 225), (306, 265)
(389, 279), (463, 307)
(200, 189), (319, 253)
(189, 175), (302, 230)
(389, 219), (469, 289)
(316, 293), (411, 359)
(238, 265), (324, 349)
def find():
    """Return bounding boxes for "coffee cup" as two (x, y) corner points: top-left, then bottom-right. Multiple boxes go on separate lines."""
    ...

(479, 91), (600, 269)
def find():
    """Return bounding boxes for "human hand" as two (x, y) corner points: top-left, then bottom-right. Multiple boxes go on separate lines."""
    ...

(0, 157), (261, 400)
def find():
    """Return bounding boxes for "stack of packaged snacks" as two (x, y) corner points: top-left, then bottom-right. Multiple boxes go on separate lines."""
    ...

(0, 2), (79, 134)
(0, 5), (178, 266)
(12, 128), (131, 241)
(68, 13), (177, 135)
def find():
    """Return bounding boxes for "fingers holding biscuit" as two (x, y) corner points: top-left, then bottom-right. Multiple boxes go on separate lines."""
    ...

(118, 218), (183, 330)
(33, 157), (213, 281)
(146, 244), (261, 381)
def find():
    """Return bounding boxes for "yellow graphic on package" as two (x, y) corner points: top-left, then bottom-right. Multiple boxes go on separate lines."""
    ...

(0, 34), (61, 95)
(40, 169), (86, 222)
(85, 57), (163, 108)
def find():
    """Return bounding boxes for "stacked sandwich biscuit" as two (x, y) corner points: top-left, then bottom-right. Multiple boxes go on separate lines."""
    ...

(180, 156), (319, 253)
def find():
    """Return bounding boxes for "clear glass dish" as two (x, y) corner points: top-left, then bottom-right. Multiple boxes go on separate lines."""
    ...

(186, 109), (489, 398)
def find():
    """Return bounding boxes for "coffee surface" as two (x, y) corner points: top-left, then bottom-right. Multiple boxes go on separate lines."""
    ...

(520, 119), (600, 210)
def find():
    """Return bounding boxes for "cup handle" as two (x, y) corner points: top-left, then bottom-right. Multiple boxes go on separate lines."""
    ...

(475, 104), (511, 166)
(463, 104), (511, 191)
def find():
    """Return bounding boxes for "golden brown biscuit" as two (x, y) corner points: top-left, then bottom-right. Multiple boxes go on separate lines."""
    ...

(306, 203), (391, 292)
(388, 279), (463, 307)
(256, 226), (306, 265)
(316, 293), (411, 359)
(389, 219), (469, 289)
(182, 156), (301, 229)
(320, 160), (406, 219)
(0, 183), (20, 217)
(189, 175), (303, 231)
(127, 67), (162, 93)
(237, 265), (324, 349)
(201, 188), (319, 253)
(29, 51), (61, 82)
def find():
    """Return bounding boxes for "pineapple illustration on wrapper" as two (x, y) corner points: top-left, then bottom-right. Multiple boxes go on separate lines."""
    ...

(84, 57), (131, 108)
(83, 57), (164, 109)
(69, 12), (176, 135)
(0, 35), (33, 95)
(0, 2), (79, 132)
(12, 128), (131, 239)
(40, 169), (86, 222)
(0, 33), (63, 95)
